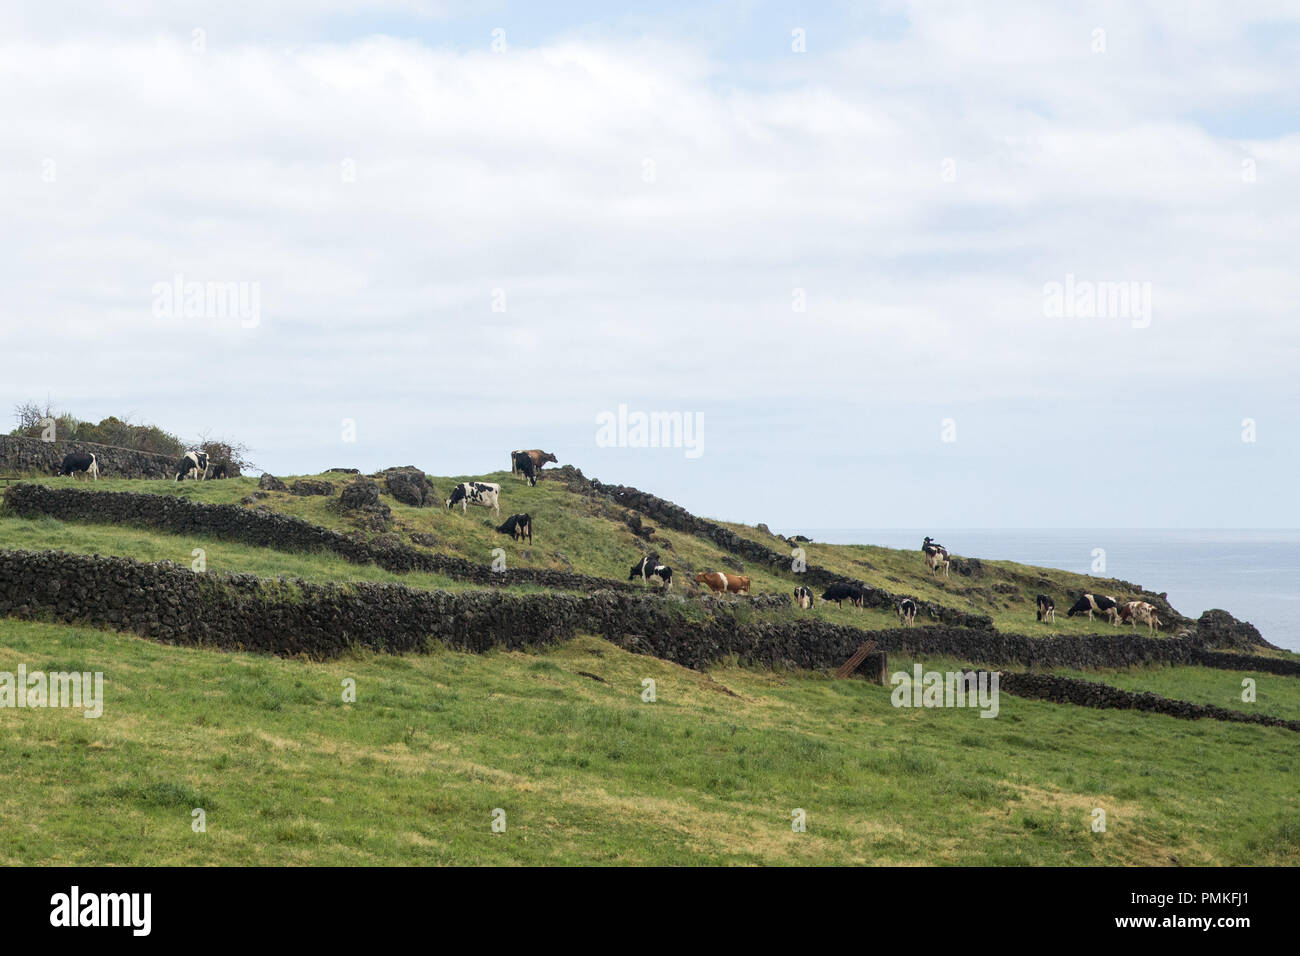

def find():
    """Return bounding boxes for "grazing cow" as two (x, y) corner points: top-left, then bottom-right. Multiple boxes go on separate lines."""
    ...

(792, 585), (814, 609)
(446, 481), (501, 517)
(496, 513), (533, 544)
(821, 582), (865, 607)
(175, 451), (210, 482)
(897, 597), (918, 626)
(511, 452), (538, 487)
(629, 555), (673, 590)
(921, 536), (950, 579)
(1036, 594), (1056, 624)
(1119, 600), (1161, 634)
(1066, 593), (1120, 625)
(510, 449), (558, 477)
(58, 451), (99, 481)
(694, 571), (751, 595)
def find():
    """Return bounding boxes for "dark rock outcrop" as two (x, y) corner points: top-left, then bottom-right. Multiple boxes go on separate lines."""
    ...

(289, 479), (334, 497)
(383, 468), (436, 508)
(1196, 609), (1276, 651)
(339, 478), (392, 531)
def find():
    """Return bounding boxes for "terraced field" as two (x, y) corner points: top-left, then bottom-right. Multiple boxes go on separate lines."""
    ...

(1, 467), (1296, 865)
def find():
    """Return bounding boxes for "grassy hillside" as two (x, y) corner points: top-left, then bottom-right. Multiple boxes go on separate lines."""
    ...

(2, 619), (1296, 866)
(2, 467), (1296, 866)
(1, 470), (1190, 635)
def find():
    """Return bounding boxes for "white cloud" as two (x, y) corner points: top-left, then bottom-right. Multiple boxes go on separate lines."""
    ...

(1, 3), (1297, 524)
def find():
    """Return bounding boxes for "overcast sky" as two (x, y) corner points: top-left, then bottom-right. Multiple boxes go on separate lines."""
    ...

(2, 1), (1297, 529)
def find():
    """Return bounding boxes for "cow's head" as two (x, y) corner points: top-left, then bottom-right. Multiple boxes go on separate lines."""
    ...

(540, 452), (558, 465)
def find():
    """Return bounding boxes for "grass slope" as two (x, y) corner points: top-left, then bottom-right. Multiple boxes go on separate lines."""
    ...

(1, 619), (1296, 866)
(2, 471), (1198, 636)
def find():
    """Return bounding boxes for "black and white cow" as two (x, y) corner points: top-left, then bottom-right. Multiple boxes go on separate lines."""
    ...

(792, 585), (814, 609)
(629, 555), (672, 590)
(511, 452), (538, 487)
(1066, 593), (1119, 625)
(921, 536), (950, 579)
(821, 581), (865, 607)
(897, 597), (918, 626)
(1036, 594), (1056, 623)
(58, 451), (100, 481)
(445, 481), (500, 517)
(175, 451), (209, 482)
(496, 513), (533, 543)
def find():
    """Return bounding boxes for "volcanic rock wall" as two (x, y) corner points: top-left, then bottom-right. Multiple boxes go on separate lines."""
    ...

(0, 435), (177, 479)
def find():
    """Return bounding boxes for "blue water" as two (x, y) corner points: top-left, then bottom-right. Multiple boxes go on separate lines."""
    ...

(796, 529), (1300, 652)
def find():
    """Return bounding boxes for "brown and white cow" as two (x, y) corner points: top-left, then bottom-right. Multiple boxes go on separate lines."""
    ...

(694, 571), (751, 595)
(793, 585), (813, 609)
(1118, 600), (1161, 633)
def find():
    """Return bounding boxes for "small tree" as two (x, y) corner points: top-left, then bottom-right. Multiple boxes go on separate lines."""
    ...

(197, 430), (256, 475)
(11, 399), (78, 441)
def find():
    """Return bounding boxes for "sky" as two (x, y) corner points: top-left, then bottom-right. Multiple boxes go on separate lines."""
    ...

(2, 1), (1298, 530)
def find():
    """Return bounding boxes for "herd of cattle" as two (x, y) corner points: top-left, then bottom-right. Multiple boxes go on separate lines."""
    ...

(52, 446), (1163, 633)
(57, 449), (221, 482)
(794, 538), (1163, 633)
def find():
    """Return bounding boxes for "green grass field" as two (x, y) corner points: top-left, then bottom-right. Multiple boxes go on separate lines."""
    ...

(2, 620), (1296, 866)
(2, 469), (1297, 865)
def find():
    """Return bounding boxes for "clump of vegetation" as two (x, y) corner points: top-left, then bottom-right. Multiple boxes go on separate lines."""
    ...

(10, 400), (255, 472)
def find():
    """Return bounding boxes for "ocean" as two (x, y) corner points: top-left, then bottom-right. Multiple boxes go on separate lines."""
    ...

(800, 529), (1300, 652)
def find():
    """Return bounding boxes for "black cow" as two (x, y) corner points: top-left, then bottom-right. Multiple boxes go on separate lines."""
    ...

(629, 555), (672, 590)
(496, 513), (533, 543)
(821, 582), (865, 607)
(59, 451), (99, 481)
(175, 451), (209, 482)
(897, 598), (917, 626)
(1036, 594), (1056, 623)
(792, 585), (814, 609)
(511, 452), (538, 487)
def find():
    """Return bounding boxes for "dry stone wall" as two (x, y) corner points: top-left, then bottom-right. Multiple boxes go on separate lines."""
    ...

(995, 671), (1300, 732)
(1, 548), (1293, 681)
(0, 434), (177, 479)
